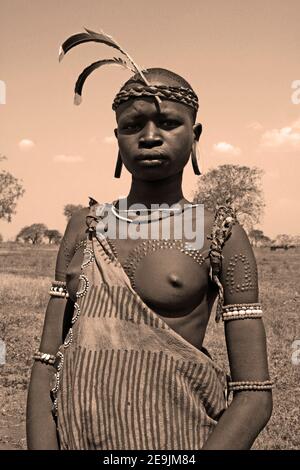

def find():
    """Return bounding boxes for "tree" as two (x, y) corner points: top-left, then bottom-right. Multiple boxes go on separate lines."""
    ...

(249, 229), (264, 246)
(0, 155), (25, 222)
(44, 229), (62, 244)
(275, 234), (292, 245)
(248, 229), (271, 247)
(270, 234), (296, 250)
(260, 235), (271, 247)
(16, 223), (48, 244)
(193, 164), (265, 233)
(64, 204), (84, 221)
(291, 235), (300, 246)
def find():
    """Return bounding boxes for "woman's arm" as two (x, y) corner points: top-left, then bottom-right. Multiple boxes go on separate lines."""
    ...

(26, 209), (87, 449)
(202, 223), (273, 450)
(26, 297), (73, 449)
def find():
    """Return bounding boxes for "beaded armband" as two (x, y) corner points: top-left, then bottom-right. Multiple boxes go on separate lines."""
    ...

(228, 380), (274, 392)
(208, 204), (237, 322)
(222, 303), (262, 321)
(49, 280), (69, 298)
(33, 350), (56, 365)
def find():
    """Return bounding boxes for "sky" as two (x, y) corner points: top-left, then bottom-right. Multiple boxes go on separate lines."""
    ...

(1, 0), (300, 240)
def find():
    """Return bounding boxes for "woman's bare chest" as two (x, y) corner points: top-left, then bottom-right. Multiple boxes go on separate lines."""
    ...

(107, 236), (210, 317)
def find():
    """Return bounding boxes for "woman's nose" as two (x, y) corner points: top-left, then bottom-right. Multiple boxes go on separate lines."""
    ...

(139, 122), (162, 148)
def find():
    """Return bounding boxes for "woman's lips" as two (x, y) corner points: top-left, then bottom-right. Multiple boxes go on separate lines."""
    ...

(136, 153), (168, 166)
(138, 158), (166, 166)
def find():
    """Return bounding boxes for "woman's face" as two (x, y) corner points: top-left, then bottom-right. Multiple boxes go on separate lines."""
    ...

(115, 98), (201, 181)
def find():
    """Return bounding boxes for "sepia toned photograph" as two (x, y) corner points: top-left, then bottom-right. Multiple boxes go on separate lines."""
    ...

(0, 0), (299, 452)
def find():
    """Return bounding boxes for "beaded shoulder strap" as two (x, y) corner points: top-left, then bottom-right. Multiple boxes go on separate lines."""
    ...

(208, 205), (237, 322)
(85, 197), (104, 234)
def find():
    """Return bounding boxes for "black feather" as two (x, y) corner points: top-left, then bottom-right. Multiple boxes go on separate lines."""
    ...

(59, 30), (122, 62)
(74, 58), (133, 105)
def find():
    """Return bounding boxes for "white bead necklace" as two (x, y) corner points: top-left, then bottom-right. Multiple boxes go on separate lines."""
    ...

(110, 202), (199, 224)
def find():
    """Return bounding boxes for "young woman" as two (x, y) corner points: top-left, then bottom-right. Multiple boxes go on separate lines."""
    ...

(26, 32), (273, 450)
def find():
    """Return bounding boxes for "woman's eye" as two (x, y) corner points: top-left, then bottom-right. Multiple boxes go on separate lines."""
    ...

(122, 122), (140, 131)
(160, 120), (180, 128)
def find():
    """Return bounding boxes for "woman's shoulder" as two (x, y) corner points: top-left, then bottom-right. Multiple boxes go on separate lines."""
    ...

(66, 206), (90, 236)
(66, 197), (101, 232)
(55, 206), (90, 279)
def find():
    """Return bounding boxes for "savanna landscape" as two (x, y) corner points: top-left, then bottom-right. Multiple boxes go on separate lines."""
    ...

(2, 0), (300, 453)
(0, 242), (299, 450)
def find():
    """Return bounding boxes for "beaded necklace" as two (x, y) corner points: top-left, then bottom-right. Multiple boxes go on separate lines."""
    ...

(110, 200), (199, 224)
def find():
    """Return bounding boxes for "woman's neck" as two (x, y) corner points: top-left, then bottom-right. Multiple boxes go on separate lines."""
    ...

(124, 173), (190, 208)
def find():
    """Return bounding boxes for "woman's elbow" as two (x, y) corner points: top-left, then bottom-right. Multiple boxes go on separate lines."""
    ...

(234, 390), (273, 428)
(260, 391), (273, 426)
(247, 390), (273, 428)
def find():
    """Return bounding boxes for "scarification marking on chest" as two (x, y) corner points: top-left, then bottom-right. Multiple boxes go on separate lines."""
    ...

(113, 238), (207, 289)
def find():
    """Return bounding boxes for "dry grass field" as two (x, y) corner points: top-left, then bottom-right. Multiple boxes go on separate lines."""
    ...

(0, 242), (299, 450)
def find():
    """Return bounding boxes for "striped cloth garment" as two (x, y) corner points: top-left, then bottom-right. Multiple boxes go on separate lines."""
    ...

(54, 203), (227, 450)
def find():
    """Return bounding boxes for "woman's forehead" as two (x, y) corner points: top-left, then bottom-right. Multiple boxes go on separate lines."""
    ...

(116, 98), (193, 120)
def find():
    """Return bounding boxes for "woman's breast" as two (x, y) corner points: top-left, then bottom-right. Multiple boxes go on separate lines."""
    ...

(123, 247), (209, 317)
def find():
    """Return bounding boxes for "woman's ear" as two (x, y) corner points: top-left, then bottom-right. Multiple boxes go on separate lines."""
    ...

(193, 123), (202, 141)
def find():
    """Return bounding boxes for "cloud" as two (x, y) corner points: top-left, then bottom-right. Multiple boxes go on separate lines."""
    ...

(247, 121), (263, 131)
(260, 126), (300, 150)
(291, 118), (300, 129)
(53, 154), (83, 163)
(18, 139), (35, 150)
(103, 136), (116, 144)
(213, 142), (241, 156)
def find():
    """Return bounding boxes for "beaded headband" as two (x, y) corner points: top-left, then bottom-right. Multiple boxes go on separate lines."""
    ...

(59, 28), (198, 112)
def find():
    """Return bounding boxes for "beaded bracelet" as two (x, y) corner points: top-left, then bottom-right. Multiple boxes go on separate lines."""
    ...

(222, 303), (263, 321)
(49, 280), (69, 298)
(33, 350), (56, 365)
(228, 380), (274, 392)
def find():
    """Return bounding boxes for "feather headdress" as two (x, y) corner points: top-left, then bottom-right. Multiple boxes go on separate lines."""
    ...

(59, 28), (161, 106)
